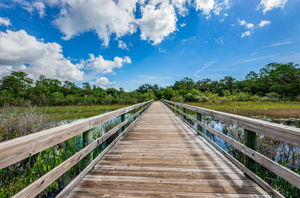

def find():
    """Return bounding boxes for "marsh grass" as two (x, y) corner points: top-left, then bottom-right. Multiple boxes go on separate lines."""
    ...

(0, 104), (127, 142)
(189, 101), (300, 118)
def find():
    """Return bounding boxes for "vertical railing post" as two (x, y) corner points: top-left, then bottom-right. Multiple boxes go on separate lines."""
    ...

(183, 107), (187, 120)
(244, 129), (257, 173)
(83, 130), (93, 163)
(119, 113), (126, 134)
(196, 112), (203, 133)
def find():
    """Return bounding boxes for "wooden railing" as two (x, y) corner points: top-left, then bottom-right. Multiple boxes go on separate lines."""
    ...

(162, 100), (300, 198)
(0, 100), (153, 198)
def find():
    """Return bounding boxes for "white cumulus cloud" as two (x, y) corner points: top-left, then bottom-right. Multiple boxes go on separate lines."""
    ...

(238, 19), (254, 29)
(118, 40), (129, 50)
(259, 20), (271, 27)
(84, 54), (131, 74)
(0, 30), (84, 81)
(10, 0), (233, 46)
(0, 17), (10, 26)
(241, 31), (251, 38)
(258, 0), (288, 13)
(171, 0), (190, 15)
(92, 76), (115, 88)
(52, 0), (137, 46)
(195, 0), (229, 16)
(13, 0), (46, 17)
(139, 2), (177, 45)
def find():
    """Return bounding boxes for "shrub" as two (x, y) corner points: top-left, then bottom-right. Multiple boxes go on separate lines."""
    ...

(266, 92), (281, 101)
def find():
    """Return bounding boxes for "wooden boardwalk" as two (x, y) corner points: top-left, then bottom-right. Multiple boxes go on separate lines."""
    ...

(67, 101), (271, 198)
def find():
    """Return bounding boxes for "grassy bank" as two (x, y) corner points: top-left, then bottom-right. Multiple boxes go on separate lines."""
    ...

(188, 101), (300, 118)
(0, 104), (127, 142)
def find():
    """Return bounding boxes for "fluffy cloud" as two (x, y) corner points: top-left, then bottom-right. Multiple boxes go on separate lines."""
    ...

(52, 0), (137, 46)
(139, 2), (177, 45)
(195, 0), (215, 15)
(84, 54), (131, 74)
(0, 30), (84, 81)
(241, 31), (251, 38)
(10, 0), (232, 46)
(195, 0), (229, 16)
(238, 19), (255, 38)
(92, 77), (115, 88)
(0, 17), (10, 26)
(172, 0), (190, 15)
(238, 19), (254, 29)
(258, 0), (288, 13)
(238, 19), (271, 38)
(32, 1), (46, 17)
(13, 0), (46, 17)
(118, 40), (129, 50)
(259, 20), (271, 27)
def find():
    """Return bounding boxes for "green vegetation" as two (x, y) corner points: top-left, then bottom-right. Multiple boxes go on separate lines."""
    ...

(0, 105), (126, 142)
(1, 63), (299, 107)
(0, 72), (154, 106)
(157, 62), (300, 102)
(188, 101), (300, 118)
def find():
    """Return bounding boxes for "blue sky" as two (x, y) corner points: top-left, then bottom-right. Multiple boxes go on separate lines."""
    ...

(0, 0), (299, 90)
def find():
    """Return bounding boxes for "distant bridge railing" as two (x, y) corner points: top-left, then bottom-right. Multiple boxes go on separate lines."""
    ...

(162, 100), (300, 198)
(0, 100), (153, 198)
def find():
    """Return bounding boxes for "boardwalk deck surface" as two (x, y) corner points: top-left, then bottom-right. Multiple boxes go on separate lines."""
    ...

(67, 102), (271, 198)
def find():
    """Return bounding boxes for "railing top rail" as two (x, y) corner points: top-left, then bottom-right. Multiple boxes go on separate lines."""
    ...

(0, 100), (153, 169)
(162, 100), (300, 147)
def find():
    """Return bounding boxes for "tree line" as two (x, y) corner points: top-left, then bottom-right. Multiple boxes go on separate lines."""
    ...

(0, 62), (299, 106)
(150, 62), (300, 103)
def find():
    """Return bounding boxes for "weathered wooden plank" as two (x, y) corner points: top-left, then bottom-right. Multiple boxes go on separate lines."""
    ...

(89, 169), (247, 180)
(95, 165), (242, 173)
(67, 188), (271, 198)
(83, 175), (258, 186)
(75, 180), (267, 194)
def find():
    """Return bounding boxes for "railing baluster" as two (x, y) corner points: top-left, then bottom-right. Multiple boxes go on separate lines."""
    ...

(83, 130), (93, 163)
(196, 112), (203, 134)
(183, 107), (187, 120)
(120, 114), (126, 133)
(244, 129), (258, 173)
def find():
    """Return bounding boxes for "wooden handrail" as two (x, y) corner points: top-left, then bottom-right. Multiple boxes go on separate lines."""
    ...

(162, 100), (300, 147)
(0, 100), (152, 169)
(163, 101), (300, 190)
(12, 101), (152, 198)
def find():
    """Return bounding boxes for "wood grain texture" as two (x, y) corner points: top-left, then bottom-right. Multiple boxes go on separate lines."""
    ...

(66, 101), (271, 198)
